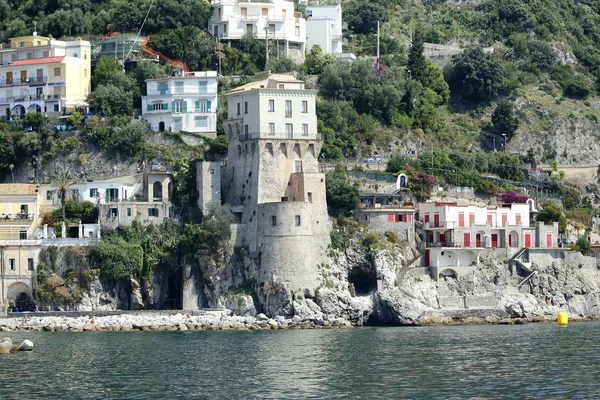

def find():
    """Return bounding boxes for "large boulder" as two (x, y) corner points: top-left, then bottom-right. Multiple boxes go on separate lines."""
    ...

(373, 289), (433, 325)
(0, 337), (13, 354)
(15, 339), (34, 351)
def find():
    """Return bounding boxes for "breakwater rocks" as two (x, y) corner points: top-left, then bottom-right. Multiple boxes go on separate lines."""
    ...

(0, 312), (353, 333)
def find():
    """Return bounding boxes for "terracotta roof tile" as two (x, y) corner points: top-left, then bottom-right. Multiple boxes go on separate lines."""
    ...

(10, 56), (65, 66)
(0, 184), (39, 195)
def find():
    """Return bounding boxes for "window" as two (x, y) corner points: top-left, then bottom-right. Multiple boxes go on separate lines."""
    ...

(282, 9), (287, 17)
(109, 208), (118, 217)
(28, 258), (34, 271)
(84, 69), (87, 78)
(9, 259), (15, 271)
(246, 24), (253, 33)
(237, 103), (241, 115)
(268, 99), (275, 112)
(268, 122), (275, 135)
(285, 123), (293, 138)
(46, 190), (53, 200)
(127, 208), (132, 217)
(295, 160), (302, 172)
(272, 215), (277, 226)
(262, 8), (268, 16)
(106, 188), (119, 202)
(302, 100), (308, 113)
(148, 208), (159, 217)
(241, 7), (247, 17)
(295, 26), (300, 36)
(152, 103), (166, 111)
(175, 81), (184, 94)
(174, 100), (184, 113)
(54, 104), (59, 112)
(19, 231), (27, 239)
(269, 24), (275, 34)
(278, 84), (284, 89)
(20, 204), (28, 215)
(157, 82), (168, 95)
(199, 81), (208, 94)
(195, 100), (210, 112)
(54, 67), (60, 77)
(26, 52), (32, 59)
(302, 124), (308, 136)
(244, 101), (248, 114)
(84, 52), (87, 60)
(285, 100), (292, 117)
(19, 41), (24, 47)
(195, 117), (208, 128)
(308, 192), (313, 203)
(173, 118), (182, 131)
(295, 215), (301, 226)
(89, 188), (98, 198)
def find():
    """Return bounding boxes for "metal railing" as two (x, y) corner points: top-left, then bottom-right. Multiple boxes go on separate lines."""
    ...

(237, 131), (323, 141)
(146, 90), (214, 96)
(0, 93), (64, 103)
(0, 76), (48, 87)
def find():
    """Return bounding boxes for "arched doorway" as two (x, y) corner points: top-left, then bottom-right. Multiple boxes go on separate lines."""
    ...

(158, 121), (165, 132)
(11, 105), (25, 118)
(153, 181), (163, 201)
(509, 231), (519, 248)
(27, 104), (41, 113)
(439, 268), (458, 279)
(7, 282), (35, 311)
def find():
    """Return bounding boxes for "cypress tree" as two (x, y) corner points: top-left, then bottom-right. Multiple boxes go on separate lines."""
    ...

(407, 28), (427, 85)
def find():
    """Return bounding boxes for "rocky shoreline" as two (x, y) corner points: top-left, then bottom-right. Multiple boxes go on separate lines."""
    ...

(1, 310), (597, 333)
(0, 311), (354, 333)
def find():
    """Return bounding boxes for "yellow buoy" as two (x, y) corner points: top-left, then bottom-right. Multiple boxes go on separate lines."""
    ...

(558, 311), (568, 326)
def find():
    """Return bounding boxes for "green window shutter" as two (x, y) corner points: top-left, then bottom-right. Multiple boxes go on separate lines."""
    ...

(206, 100), (211, 111)
(105, 190), (109, 203)
(147, 104), (152, 111)
(127, 208), (131, 217)
(171, 101), (175, 113)
(148, 209), (151, 217)
(195, 100), (200, 111)
(183, 101), (187, 113)
(163, 103), (168, 110)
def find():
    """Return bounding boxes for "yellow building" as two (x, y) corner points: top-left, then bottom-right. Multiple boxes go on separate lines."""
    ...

(0, 184), (40, 311)
(0, 184), (40, 240)
(0, 33), (91, 118)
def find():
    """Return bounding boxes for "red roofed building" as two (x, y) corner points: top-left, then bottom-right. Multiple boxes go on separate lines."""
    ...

(0, 33), (90, 118)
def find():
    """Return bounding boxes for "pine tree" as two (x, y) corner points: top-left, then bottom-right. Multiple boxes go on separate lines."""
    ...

(407, 28), (427, 85)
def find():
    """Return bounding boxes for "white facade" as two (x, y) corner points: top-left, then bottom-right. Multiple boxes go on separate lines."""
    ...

(139, 71), (218, 138)
(210, 0), (306, 58)
(0, 35), (91, 118)
(419, 202), (531, 230)
(224, 72), (318, 144)
(306, 4), (343, 54)
(40, 181), (141, 210)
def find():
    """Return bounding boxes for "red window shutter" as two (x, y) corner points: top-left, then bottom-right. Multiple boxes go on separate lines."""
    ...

(424, 214), (430, 223)
(388, 214), (394, 222)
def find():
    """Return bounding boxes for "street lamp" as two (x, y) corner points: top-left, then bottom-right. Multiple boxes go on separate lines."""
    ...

(502, 134), (507, 152)
(9, 164), (14, 183)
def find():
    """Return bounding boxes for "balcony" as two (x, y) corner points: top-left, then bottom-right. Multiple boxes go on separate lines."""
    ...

(0, 76), (48, 87)
(0, 93), (65, 104)
(0, 41), (51, 50)
(238, 131), (323, 141)
(145, 89), (214, 96)
(0, 214), (35, 224)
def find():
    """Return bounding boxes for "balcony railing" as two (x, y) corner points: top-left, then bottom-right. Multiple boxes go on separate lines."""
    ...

(238, 131), (323, 141)
(0, 76), (47, 87)
(0, 93), (65, 104)
(146, 90), (213, 96)
(0, 41), (51, 49)
(0, 214), (35, 223)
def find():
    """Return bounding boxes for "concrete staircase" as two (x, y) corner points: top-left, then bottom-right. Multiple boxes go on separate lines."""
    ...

(509, 247), (537, 288)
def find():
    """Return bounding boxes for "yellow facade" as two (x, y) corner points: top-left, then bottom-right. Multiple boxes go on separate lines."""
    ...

(0, 184), (40, 240)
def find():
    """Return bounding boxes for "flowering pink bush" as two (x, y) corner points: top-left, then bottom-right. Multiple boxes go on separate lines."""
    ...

(497, 191), (529, 203)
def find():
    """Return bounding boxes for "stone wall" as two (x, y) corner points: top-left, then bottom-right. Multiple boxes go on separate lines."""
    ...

(355, 210), (415, 243)
(196, 161), (222, 215)
(100, 202), (172, 230)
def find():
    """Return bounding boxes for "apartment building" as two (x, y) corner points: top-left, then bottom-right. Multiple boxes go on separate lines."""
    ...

(139, 71), (218, 138)
(0, 34), (91, 118)
(210, 0), (306, 60)
(305, 4), (343, 55)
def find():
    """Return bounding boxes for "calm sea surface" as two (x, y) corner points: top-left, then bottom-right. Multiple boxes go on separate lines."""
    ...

(1, 322), (599, 399)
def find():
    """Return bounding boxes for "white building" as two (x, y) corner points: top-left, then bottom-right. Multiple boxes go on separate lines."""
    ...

(418, 201), (559, 281)
(40, 177), (142, 211)
(139, 71), (218, 138)
(210, 0), (306, 60)
(306, 4), (343, 55)
(0, 34), (91, 118)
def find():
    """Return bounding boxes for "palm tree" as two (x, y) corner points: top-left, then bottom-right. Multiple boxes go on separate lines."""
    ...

(50, 172), (75, 221)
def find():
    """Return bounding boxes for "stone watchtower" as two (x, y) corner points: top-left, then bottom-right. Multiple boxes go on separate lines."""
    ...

(221, 72), (332, 294)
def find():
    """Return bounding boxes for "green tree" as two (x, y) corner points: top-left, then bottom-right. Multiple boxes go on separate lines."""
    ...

(425, 60), (450, 104)
(92, 56), (121, 89)
(49, 172), (75, 221)
(537, 202), (567, 235)
(492, 100), (519, 139)
(407, 28), (427, 85)
(445, 47), (505, 102)
(325, 165), (359, 217)
(134, 61), (166, 95)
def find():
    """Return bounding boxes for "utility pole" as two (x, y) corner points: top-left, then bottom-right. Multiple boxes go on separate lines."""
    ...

(265, 26), (269, 67)
(377, 21), (380, 59)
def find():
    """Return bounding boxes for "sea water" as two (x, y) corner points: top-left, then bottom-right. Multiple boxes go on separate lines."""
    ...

(1, 322), (599, 399)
